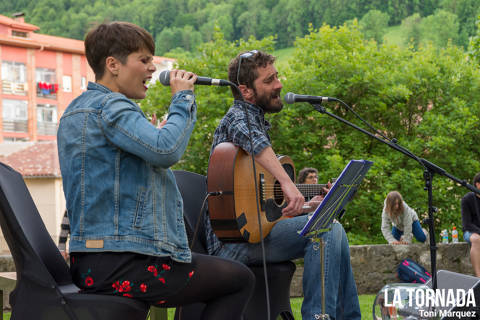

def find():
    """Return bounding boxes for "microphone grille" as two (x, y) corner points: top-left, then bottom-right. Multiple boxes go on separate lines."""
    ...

(284, 92), (295, 104)
(159, 70), (170, 86)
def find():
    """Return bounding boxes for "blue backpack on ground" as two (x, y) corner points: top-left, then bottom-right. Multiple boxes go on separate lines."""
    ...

(397, 258), (432, 284)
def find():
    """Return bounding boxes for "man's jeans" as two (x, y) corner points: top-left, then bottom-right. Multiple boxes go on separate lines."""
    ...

(216, 215), (361, 320)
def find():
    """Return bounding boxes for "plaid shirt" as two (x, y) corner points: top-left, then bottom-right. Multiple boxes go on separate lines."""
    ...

(205, 100), (271, 254)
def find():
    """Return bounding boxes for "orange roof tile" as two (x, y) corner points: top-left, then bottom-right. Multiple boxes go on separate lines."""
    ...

(0, 142), (60, 177)
(0, 15), (39, 32)
(30, 33), (85, 54)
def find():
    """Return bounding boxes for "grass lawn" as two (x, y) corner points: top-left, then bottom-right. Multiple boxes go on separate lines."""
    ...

(153, 294), (376, 319)
(2, 294), (376, 319)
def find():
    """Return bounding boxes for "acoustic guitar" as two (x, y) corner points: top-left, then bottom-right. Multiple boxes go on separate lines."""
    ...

(207, 142), (326, 243)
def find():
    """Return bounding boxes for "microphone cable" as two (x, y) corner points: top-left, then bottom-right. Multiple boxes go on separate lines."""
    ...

(230, 81), (272, 320)
(177, 78), (271, 319)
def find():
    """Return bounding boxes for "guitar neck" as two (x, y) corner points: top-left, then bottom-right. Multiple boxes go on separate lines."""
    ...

(296, 183), (327, 197)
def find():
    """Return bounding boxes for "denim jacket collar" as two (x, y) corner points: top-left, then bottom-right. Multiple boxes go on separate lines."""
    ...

(87, 81), (112, 93)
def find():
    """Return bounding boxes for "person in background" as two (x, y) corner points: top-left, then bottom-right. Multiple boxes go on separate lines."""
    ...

(57, 21), (254, 319)
(461, 172), (480, 277)
(297, 167), (319, 184)
(381, 191), (427, 245)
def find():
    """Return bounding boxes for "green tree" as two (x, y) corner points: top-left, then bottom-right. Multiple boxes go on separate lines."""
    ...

(359, 9), (390, 43)
(468, 15), (480, 62)
(280, 23), (480, 242)
(420, 9), (460, 47)
(401, 13), (423, 48)
(440, 0), (480, 47)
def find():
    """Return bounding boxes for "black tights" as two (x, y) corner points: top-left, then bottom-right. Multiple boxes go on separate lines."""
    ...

(164, 253), (255, 320)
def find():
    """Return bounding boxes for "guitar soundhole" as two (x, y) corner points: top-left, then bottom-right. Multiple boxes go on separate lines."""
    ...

(273, 180), (284, 205)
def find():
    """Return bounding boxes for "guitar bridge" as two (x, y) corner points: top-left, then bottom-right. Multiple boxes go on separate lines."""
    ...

(259, 173), (265, 211)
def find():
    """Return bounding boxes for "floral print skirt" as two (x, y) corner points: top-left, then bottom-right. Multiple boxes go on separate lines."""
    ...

(70, 251), (195, 306)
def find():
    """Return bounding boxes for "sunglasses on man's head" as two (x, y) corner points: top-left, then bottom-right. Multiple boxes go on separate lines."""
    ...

(237, 50), (259, 85)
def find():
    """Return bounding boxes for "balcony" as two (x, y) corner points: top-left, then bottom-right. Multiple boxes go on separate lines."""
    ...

(37, 122), (57, 136)
(36, 82), (57, 100)
(2, 81), (27, 96)
(3, 120), (28, 133)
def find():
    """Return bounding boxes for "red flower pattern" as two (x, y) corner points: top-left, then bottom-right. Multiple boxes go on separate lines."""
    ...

(162, 264), (171, 271)
(85, 276), (94, 287)
(112, 280), (132, 293)
(147, 265), (158, 277)
(100, 263), (194, 300)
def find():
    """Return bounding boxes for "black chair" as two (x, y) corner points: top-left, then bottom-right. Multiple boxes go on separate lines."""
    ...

(0, 162), (150, 320)
(173, 170), (295, 320)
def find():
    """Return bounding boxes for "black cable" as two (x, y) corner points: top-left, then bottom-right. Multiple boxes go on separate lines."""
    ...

(229, 80), (272, 320)
(241, 101), (272, 320)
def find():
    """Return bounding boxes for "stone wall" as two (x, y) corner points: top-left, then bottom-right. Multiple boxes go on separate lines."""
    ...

(290, 242), (474, 297)
(0, 255), (16, 310)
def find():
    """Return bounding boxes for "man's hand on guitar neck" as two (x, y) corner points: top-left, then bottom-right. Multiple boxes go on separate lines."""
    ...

(301, 181), (332, 213)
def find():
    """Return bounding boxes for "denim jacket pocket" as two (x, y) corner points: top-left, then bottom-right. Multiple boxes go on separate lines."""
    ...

(133, 187), (146, 228)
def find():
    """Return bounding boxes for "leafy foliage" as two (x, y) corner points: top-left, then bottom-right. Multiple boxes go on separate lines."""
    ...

(5, 0), (480, 51)
(359, 9), (390, 43)
(280, 24), (480, 243)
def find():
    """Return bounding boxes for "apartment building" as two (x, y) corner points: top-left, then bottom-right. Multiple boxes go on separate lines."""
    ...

(0, 13), (95, 142)
(0, 13), (175, 143)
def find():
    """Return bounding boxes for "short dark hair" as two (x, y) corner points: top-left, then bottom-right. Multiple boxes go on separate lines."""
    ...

(473, 172), (480, 185)
(228, 50), (276, 100)
(85, 22), (155, 80)
(297, 167), (318, 184)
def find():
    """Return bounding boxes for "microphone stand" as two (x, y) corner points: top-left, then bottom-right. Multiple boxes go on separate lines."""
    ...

(310, 102), (480, 290)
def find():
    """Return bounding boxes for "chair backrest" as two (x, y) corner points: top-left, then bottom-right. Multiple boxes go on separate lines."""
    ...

(173, 170), (208, 253)
(0, 162), (72, 287)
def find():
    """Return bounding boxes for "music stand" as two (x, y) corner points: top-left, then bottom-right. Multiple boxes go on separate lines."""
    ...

(301, 159), (373, 236)
(300, 159), (373, 319)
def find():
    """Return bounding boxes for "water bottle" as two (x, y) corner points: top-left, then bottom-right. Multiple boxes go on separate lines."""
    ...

(452, 226), (458, 243)
(441, 229), (449, 243)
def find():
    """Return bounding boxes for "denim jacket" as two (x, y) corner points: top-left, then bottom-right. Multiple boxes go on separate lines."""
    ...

(57, 82), (196, 262)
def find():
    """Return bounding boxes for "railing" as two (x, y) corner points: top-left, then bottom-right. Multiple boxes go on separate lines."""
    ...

(2, 120), (28, 133)
(36, 122), (57, 136)
(2, 81), (27, 96)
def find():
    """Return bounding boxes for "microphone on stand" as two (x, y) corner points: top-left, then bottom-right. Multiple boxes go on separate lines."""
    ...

(284, 92), (336, 104)
(159, 70), (231, 87)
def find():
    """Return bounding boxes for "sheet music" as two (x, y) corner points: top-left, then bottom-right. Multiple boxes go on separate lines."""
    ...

(300, 159), (373, 236)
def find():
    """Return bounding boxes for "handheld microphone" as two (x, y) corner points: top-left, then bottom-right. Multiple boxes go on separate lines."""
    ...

(159, 70), (230, 86)
(284, 92), (336, 104)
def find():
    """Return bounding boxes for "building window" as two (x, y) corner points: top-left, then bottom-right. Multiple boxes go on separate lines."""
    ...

(81, 76), (87, 90)
(12, 30), (28, 38)
(2, 99), (28, 133)
(62, 75), (72, 92)
(37, 104), (57, 136)
(1, 61), (27, 95)
(36, 68), (57, 99)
